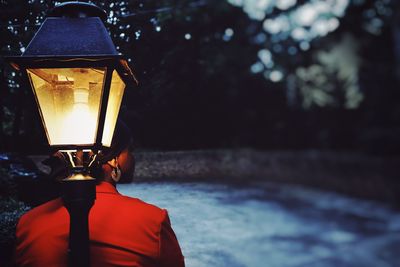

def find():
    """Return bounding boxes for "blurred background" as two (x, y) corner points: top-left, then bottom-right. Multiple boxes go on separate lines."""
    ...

(1, 0), (400, 266)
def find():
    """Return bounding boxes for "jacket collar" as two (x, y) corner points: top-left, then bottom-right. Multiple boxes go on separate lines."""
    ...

(96, 181), (120, 195)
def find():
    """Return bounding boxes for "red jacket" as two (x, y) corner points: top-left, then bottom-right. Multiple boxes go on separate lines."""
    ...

(15, 182), (185, 267)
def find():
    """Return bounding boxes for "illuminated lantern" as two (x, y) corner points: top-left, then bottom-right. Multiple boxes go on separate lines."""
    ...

(8, 2), (137, 152)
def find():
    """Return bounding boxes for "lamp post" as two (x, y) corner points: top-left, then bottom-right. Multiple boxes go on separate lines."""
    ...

(7, 2), (137, 266)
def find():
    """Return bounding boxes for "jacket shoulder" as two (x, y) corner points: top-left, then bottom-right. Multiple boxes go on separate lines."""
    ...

(17, 198), (65, 232)
(116, 194), (167, 221)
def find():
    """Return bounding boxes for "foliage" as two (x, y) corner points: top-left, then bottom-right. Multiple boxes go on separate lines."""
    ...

(0, 197), (29, 244)
(0, 167), (30, 265)
(0, 167), (17, 197)
(229, 0), (394, 108)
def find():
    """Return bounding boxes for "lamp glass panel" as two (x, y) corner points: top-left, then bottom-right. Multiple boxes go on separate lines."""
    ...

(101, 70), (126, 147)
(27, 68), (106, 146)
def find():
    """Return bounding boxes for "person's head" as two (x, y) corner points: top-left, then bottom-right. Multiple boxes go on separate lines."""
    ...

(94, 120), (135, 184)
(100, 147), (134, 184)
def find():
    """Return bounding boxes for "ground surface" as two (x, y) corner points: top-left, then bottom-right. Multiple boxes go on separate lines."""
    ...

(118, 182), (400, 267)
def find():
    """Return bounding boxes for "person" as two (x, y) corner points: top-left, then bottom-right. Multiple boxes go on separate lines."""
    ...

(14, 122), (185, 267)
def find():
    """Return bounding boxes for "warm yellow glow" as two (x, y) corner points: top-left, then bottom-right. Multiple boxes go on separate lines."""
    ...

(101, 70), (126, 147)
(63, 173), (95, 181)
(27, 68), (105, 146)
(61, 92), (97, 145)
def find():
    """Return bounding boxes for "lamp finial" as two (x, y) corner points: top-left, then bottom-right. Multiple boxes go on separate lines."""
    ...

(49, 2), (107, 21)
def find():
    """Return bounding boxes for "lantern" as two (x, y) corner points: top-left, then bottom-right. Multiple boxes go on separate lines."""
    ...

(8, 2), (137, 152)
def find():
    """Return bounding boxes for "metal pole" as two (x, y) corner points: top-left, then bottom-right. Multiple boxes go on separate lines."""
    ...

(62, 176), (96, 267)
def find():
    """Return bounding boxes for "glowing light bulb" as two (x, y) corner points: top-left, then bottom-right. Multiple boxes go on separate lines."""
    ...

(61, 86), (97, 145)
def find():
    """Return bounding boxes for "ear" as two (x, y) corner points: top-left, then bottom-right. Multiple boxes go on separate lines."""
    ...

(110, 159), (122, 183)
(107, 157), (118, 168)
